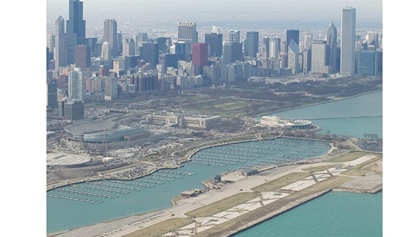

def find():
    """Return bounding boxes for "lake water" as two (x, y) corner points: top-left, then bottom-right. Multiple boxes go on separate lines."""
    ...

(266, 91), (382, 138)
(47, 91), (382, 235)
(233, 191), (382, 237)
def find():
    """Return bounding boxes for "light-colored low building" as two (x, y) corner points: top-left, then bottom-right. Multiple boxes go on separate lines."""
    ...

(260, 116), (312, 129)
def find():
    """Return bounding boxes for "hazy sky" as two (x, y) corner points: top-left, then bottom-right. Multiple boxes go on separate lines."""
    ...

(47, 0), (382, 26)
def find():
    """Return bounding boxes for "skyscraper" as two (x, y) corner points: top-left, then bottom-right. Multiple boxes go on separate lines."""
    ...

(192, 43), (208, 74)
(263, 37), (270, 59)
(269, 37), (281, 59)
(288, 40), (300, 74)
(66, 0), (86, 45)
(178, 22), (198, 43)
(140, 42), (159, 68)
(358, 50), (378, 76)
(205, 33), (223, 57)
(223, 43), (242, 64)
(311, 40), (331, 74)
(122, 39), (135, 57)
(286, 29), (299, 67)
(54, 16), (67, 71)
(68, 67), (85, 102)
(326, 21), (338, 73)
(75, 45), (91, 71)
(341, 7), (356, 75)
(229, 30), (241, 43)
(286, 30), (300, 51)
(103, 19), (118, 58)
(245, 32), (259, 58)
(178, 22), (197, 60)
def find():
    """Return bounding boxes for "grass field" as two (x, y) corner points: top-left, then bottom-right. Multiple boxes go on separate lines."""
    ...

(185, 192), (260, 218)
(251, 172), (309, 193)
(123, 218), (193, 237)
(301, 164), (336, 173)
(325, 151), (376, 162)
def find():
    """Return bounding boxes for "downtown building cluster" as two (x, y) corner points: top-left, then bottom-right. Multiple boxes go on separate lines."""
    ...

(46, 2), (383, 121)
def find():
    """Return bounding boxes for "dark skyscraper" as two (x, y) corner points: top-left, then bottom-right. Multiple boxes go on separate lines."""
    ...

(286, 29), (299, 67)
(245, 32), (259, 58)
(286, 30), (300, 50)
(263, 37), (270, 59)
(223, 43), (242, 64)
(140, 42), (158, 68)
(66, 0), (86, 45)
(205, 33), (223, 57)
(326, 21), (338, 73)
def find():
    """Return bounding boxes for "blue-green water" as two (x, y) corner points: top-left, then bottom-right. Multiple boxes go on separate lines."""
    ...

(266, 91), (382, 138)
(233, 191), (382, 237)
(47, 91), (382, 235)
(47, 138), (330, 234)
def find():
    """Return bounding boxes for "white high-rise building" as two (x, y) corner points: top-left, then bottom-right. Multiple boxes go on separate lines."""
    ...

(101, 42), (111, 61)
(269, 37), (281, 59)
(68, 67), (85, 102)
(340, 7), (356, 76)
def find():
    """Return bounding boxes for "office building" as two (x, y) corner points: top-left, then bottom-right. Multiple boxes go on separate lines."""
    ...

(135, 33), (149, 55)
(178, 22), (197, 42)
(327, 20), (338, 72)
(269, 37), (281, 59)
(140, 42), (159, 68)
(47, 81), (58, 108)
(192, 43), (208, 74)
(245, 31), (259, 58)
(66, 0), (86, 45)
(205, 33), (223, 57)
(104, 77), (118, 100)
(286, 29), (299, 67)
(103, 19), (118, 58)
(122, 38), (135, 57)
(157, 37), (170, 53)
(288, 40), (300, 74)
(68, 67), (85, 102)
(75, 45), (91, 71)
(311, 40), (331, 74)
(340, 7), (356, 75)
(229, 30), (240, 43)
(263, 37), (270, 59)
(178, 22), (197, 58)
(54, 16), (67, 71)
(86, 37), (98, 57)
(64, 99), (84, 121)
(223, 43), (242, 64)
(358, 50), (378, 76)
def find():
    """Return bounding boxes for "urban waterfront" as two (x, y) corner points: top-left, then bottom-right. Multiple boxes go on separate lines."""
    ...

(47, 91), (382, 235)
(271, 91), (382, 138)
(47, 138), (330, 234)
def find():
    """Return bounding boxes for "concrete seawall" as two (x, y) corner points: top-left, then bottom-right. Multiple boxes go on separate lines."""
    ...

(224, 189), (333, 237)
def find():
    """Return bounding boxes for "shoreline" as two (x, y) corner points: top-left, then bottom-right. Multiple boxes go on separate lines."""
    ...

(254, 89), (382, 118)
(225, 187), (382, 237)
(47, 134), (333, 192)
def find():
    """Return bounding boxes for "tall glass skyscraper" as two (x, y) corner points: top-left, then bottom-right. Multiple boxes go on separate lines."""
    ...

(66, 0), (86, 45)
(326, 20), (338, 72)
(340, 7), (356, 76)
(245, 31), (259, 58)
